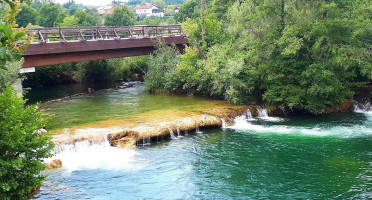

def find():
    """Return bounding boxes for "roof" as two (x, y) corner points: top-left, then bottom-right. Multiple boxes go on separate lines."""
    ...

(136, 3), (158, 9)
(165, 4), (180, 9)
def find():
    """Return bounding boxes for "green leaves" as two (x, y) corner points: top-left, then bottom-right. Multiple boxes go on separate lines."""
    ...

(0, 85), (53, 199)
(0, 23), (25, 70)
(171, 0), (372, 113)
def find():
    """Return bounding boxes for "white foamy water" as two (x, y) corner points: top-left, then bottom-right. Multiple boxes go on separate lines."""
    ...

(47, 138), (147, 172)
(221, 118), (227, 128)
(353, 101), (372, 114)
(229, 111), (372, 138)
(257, 108), (284, 122)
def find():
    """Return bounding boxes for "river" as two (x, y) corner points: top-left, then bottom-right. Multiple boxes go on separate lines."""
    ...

(28, 83), (371, 199)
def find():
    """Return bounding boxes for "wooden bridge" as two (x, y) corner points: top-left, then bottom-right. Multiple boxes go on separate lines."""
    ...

(22, 25), (188, 68)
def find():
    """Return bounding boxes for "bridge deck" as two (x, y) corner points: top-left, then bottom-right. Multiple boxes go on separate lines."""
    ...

(22, 25), (188, 68)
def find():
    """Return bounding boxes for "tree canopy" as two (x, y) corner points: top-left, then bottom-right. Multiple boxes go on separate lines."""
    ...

(104, 6), (135, 27)
(146, 0), (372, 114)
(38, 3), (62, 27)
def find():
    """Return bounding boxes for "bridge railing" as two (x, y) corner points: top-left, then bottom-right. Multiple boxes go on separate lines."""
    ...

(26, 25), (186, 43)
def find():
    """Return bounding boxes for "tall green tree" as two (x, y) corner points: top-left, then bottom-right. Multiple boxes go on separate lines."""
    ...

(15, 4), (38, 27)
(164, 0), (372, 113)
(38, 3), (62, 27)
(53, 12), (68, 27)
(175, 0), (200, 22)
(74, 9), (97, 27)
(154, 0), (165, 12)
(60, 15), (78, 27)
(104, 6), (135, 26)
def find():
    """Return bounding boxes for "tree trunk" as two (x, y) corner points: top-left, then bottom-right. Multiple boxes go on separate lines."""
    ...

(200, 0), (205, 43)
(281, 0), (285, 32)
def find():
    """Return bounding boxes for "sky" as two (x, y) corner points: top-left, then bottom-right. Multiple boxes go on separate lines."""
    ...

(55, 0), (116, 6)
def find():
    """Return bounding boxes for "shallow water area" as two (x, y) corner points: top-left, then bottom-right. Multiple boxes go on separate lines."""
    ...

(31, 84), (372, 199)
(38, 83), (235, 132)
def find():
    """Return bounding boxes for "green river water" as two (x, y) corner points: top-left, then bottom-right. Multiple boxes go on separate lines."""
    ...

(26, 83), (371, 199)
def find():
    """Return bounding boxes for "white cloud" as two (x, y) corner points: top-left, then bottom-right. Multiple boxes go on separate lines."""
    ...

(55, 0), (115, 6)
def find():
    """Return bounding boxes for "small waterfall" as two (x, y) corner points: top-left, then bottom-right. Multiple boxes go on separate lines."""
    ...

(353, 101), (372, 113)
(195, 127), (202, 134)
(46, 136), (144, 171)
(185, 130), (188, 135)
(246, 109), (255, 121)
(257, 107), (268, 118)
(168, 128), (176, 139)
(257, 107), (283, 122)
(142, 138), (151, 146)
(221, 118), (227, 128)
(176, 127), (181, 137)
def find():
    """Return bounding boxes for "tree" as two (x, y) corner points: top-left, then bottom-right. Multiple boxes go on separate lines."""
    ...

(60, 15), (78, 27)
(104, 6), (135, 26)
(145, 42), (181, 91)
(15, 4), (38, 27)
(62, 0), (75, 8)
(0, 85), (53, 199)
(0, 0), (25, 8)
(53, 12), (67, 27)
(175, 0), (199, 22)
(0, 0), (31, 70)
(74, 9), (97, 27)
(154, 0), (165, 12)
(165, 5), (175, 15)
(38, 3), (62, 27)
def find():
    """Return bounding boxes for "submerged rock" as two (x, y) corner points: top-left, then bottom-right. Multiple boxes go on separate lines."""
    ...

(45, 159), (62, 169)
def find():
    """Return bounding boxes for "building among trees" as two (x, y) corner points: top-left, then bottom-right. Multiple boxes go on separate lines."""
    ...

(135, 3), (163, 17)
(98, 6), (115, 16)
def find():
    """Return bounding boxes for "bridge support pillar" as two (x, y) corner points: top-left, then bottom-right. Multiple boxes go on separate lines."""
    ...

(12, 67), (35, 97)
(12, 78), (23, 98)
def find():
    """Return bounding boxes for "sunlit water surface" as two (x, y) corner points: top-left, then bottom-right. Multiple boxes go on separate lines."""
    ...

(30, 84), (372, 199)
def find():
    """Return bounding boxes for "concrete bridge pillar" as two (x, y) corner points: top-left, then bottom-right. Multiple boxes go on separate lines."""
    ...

(12, 67), (35, 97)
(12, 78), (23, 98)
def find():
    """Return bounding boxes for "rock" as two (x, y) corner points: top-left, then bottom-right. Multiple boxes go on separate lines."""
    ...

(45, 159), (62, 169)
(324, 101), (353, 114)
(202, 106), (255, 125)
(52, 133), (106, 146)
(107, 114), (226, 149)
(107, 129), (139, 149)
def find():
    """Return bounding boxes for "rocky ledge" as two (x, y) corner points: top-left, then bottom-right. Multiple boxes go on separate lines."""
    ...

(106, 106), (256, 149)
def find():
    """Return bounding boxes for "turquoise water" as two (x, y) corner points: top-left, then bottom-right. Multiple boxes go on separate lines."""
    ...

(31, 85), (372, 199)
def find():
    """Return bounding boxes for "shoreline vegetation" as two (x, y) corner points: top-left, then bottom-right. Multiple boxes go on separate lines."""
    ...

(0, 0), (371, 198)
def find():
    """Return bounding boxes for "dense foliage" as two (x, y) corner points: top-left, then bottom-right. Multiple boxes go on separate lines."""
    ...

(0, 2), (53, 198)
(37, 3), (62, 27)
(146, 0), (372, 114)
(0, 85), (53, 199)
(23, 56), (149, 87)
(104, 6), (135, 26)
(145, 43), (181, 91)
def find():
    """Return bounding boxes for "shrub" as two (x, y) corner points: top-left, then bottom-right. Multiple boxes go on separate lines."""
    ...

(0, 85), (53, 199)
(145, 43), (181, 91)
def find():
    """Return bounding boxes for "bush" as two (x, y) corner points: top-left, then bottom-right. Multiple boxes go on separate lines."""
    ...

(0, 61), (21, 89)
(0, 85), (53, 199)
(145, 43), (181, 91)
